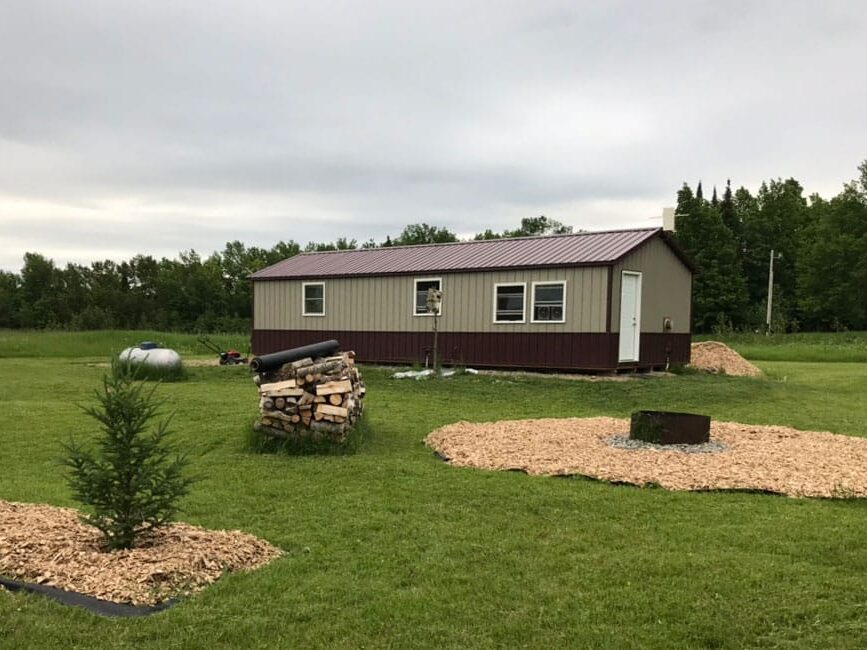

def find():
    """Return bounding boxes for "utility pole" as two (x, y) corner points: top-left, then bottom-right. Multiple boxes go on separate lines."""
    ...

(766, 249), (781, 334)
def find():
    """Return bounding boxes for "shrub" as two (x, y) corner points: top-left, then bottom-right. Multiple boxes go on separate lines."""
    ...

(63, 359), (196, 550)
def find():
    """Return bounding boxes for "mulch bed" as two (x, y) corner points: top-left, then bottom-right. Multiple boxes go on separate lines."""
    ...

(426, 417), (867, 498)
(0, 501), (282, 605)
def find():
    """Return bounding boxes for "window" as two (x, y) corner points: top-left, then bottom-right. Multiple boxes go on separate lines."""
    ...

(302, 282), (325, 316)
(531, 281), (566, 323)
(414, 278), (442, 316)
(493, 283), (526, 322)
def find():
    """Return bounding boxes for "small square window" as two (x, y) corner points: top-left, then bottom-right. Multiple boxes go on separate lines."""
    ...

(532, 282), (566, 323)
(494, 283), (526, 322)
(303, 282), (324, 316)
(414, 278), (442, 316)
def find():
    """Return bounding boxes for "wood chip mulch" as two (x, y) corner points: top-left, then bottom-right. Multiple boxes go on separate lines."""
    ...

(689, 341), (763, 376)
(0, 501), (283, 605)
(426, 417), (867, 498)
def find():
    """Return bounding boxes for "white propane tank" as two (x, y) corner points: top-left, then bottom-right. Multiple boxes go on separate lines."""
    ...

(119, 346), (183, 369)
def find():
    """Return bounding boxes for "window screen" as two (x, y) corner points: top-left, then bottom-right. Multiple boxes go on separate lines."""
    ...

(495, 284), (525, 322)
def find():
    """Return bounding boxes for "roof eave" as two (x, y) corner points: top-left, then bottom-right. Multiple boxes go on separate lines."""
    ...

(250, 260), (616, 281)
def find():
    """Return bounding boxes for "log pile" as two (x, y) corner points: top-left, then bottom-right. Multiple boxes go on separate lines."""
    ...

(253, 351), (365, 443)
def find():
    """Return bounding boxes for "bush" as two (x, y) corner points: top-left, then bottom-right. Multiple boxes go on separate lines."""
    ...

(63, 359), (196, 550)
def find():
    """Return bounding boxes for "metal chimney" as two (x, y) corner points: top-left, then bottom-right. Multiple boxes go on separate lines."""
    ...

(662, 207), (676, 232)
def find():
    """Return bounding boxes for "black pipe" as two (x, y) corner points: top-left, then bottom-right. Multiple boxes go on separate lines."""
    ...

(249, 340), (340, 373)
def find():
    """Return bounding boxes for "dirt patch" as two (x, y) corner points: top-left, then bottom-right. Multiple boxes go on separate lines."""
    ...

(0, 501), (282, 605)
(426, 417), (867, 498)
(689, 341), (762, 377)
(88, 358), (228, 368)
(475, 369), (672, 382)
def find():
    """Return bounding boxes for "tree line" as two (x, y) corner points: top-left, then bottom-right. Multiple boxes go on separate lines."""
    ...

(674, 160), (867, 333)
(0, 217), (568, 332)
(0, 164), (864, 334)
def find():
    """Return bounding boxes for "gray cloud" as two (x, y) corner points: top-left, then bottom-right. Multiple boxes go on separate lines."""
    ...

(1, 0), (866, 270)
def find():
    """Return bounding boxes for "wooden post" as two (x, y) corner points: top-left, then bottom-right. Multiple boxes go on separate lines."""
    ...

(427, 287), (442, 373)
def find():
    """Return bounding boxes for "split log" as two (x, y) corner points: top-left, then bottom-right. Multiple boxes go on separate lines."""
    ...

(310, 420), (348, 436)
(316, 379), (352, 396)
(316, 403), (349, 418)
(274, 397), (286, 410)
(260, 384), (304, 398)
(329, 394), (343, 406)
(262, 409), (294, 423)
(259, 378), (296, 392)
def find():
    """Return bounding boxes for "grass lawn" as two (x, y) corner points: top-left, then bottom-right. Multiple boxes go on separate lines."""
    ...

(1, 331), (867, 648)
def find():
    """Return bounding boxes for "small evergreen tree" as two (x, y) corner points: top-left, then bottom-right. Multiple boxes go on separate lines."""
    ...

(63, 360), (196, 550)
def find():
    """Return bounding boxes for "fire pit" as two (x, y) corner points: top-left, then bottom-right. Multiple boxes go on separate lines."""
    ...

(630, 411), (710, 445)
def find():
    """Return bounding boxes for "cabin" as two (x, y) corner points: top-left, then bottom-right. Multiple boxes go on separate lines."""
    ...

(250, 227), (694, 371)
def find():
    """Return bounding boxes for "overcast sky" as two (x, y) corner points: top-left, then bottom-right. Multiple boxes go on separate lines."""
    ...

(1, 1), (865, 271)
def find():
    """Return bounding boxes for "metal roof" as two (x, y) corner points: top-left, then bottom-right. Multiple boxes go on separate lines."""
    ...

(251, 227), (686, 280)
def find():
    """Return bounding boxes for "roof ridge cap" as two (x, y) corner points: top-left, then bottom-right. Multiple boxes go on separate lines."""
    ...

(294, 226), (660, 255)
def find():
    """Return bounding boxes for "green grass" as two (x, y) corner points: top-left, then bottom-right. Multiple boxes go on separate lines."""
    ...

(0, 329), (250, 359)
(2, 332), (867, 648)
(699, 331), (867, 363)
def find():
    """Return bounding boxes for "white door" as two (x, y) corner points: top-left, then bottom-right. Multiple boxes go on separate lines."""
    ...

(618, 271), (642, 362)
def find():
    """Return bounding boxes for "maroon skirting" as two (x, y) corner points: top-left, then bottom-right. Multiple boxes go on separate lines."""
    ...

(251, 330), (691, 371)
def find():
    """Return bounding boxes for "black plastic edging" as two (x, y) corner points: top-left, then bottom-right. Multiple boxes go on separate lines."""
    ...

(0, 577), (176, 617)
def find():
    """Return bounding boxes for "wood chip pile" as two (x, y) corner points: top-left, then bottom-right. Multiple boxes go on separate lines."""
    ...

(426, 417), (867, 498)
(253, 351), (365, 443)
(0, 500), (282, 605)
(689, 341), (762, 376)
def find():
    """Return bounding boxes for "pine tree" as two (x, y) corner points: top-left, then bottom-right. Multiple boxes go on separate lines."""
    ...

(64, 360), (196, 550)
(674, 183), (748, 331)
(719, 180), (741, 240)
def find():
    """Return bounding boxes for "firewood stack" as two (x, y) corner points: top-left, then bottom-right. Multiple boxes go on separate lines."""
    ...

(253, 351), (365, 443)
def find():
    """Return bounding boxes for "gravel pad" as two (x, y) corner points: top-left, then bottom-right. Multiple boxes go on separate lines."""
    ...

(425, 417), (867, 498)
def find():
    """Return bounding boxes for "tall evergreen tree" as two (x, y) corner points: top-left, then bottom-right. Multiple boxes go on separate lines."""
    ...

(719, 180), (741, 240)
(674, 183), (748, 331)
(741, 178), (809, 329)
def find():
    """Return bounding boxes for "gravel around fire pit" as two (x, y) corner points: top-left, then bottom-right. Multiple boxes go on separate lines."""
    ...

(0, 501), (283, 605)
(425, 417), (867, 498)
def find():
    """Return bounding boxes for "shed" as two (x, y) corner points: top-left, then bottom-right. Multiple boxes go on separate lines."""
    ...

(250, 227), (694, 371)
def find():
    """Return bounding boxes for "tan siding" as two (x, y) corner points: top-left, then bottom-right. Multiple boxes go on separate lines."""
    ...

(253, 266), (611, 333)
(610, 237), (692, 333)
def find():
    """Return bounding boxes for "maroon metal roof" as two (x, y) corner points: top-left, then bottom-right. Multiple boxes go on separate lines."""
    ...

(251, 227), (675, 280)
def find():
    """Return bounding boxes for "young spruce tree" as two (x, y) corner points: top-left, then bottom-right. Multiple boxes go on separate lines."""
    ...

(64, 359), (195, 550)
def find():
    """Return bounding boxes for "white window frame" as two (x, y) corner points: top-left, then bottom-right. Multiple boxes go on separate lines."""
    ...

(492, 282), (527, 324)
(530, 280), (567, 324)
(302, 281), (325, 317)
(413, 277), (443, 317)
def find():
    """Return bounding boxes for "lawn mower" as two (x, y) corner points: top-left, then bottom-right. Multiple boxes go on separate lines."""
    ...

(198, 336), (248, 365)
